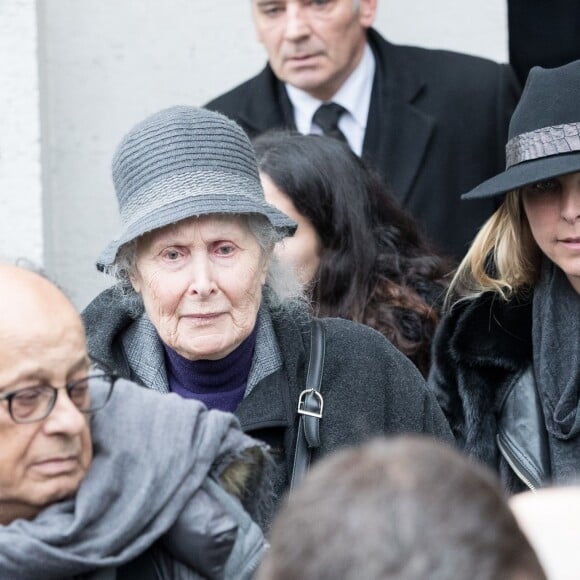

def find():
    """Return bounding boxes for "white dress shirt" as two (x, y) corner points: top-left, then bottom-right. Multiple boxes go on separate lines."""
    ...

(285, 43), (376, 157)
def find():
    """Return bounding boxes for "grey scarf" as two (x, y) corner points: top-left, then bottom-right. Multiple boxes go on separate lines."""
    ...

(533, 260), (580, 480)
(0, 379), (268, 579)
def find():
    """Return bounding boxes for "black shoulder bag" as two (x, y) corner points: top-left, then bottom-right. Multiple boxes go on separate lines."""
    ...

(290, 319), (326, 490)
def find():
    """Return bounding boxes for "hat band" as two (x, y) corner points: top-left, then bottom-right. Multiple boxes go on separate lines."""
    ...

(119, 170), (263, 227)
(506, 122), (580, 168)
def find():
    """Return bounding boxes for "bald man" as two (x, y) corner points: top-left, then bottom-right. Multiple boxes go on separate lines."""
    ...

(0, 264), (93, 526)
(0, 263), (267, 579)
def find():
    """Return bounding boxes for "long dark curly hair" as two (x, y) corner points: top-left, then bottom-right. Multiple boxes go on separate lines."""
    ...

(254, 131), (454, 376)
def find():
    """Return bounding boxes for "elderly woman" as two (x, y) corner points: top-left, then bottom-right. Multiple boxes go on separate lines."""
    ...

(428, 60), (580, 493)
(253, 131), (453, 377)
(83, 106), (452, 522)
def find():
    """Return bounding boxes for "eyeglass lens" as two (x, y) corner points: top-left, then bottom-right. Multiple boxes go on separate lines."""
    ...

(10, 374), (112, 422)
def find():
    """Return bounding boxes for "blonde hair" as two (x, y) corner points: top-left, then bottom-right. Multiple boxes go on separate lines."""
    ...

(447, 190), (541, 305)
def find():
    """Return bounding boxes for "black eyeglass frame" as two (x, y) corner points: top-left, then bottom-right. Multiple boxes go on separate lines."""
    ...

(0, 359), (118, 424)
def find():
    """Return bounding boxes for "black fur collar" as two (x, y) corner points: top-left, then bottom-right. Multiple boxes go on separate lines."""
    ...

(444, 291), (533, 372)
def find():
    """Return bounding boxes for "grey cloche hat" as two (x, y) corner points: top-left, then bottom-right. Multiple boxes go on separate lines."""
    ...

(463, 58), (580, 200)
(98, 106), (297, 267)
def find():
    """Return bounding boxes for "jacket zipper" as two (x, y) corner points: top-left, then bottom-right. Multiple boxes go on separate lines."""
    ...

(496, 436), (536, 492)
(240, 541), (269, 580)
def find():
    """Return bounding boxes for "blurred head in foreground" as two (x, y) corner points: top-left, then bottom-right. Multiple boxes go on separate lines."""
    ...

(258, 436), (545, 580)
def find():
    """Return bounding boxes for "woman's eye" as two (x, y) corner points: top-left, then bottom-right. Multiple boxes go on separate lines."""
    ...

(215, 243), (236, 256)
(162, 248), (183, 261)
(525, 178), (561, 195)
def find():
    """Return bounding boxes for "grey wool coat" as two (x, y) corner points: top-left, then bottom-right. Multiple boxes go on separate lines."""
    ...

(83, 288), (453, 523)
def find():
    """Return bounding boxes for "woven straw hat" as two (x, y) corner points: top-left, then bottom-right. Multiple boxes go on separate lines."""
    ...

(98, 106), (296, 267)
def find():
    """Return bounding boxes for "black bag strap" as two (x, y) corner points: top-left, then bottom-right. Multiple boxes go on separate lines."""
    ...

(290, 319), (326, 491)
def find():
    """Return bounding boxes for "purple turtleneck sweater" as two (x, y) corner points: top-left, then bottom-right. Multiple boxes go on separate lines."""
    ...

(162, 325), (258, 413)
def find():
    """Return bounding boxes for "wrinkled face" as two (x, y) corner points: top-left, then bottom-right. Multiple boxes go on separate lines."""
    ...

(522, 171), (580, 293)
(252, 0), (377, 101)
(0, 306), (92, 522)
(132, 215), (269, 360)
(261, 173), (322, 284)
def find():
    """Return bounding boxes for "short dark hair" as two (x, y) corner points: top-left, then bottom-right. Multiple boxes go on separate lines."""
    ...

(254, 132), (452, 376)
(258, 437), (545, 580)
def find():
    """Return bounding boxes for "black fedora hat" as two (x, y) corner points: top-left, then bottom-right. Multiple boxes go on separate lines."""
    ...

(463, 59), (580, 200)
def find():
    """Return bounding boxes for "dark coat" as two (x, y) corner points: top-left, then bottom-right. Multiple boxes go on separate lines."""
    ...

(508, 0), (580, 85)
(428, 291), (534, 492)
(206, 29), (520, 260)
(83, 289), (453, 522)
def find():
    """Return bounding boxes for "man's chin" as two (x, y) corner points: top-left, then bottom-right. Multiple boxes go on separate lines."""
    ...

(0, 476), (84, 524)
(283, 71), (338, 101)
(35, 471), (88, 507)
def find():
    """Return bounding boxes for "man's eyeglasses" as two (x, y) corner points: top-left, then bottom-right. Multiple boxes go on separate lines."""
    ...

(0, 361), (117, 424)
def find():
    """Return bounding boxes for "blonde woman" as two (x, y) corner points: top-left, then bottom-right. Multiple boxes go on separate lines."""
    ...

(428, 60), (580, 494)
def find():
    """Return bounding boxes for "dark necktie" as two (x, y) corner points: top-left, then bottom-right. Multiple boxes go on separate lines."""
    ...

(312, 102), (348, 143)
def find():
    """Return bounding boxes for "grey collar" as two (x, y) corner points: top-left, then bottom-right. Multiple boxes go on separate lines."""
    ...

(121, 304), (282, 397)
(122, 313), (169, 393)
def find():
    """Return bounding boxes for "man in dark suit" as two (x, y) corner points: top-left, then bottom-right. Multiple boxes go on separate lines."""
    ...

(206, 0), (520, 259)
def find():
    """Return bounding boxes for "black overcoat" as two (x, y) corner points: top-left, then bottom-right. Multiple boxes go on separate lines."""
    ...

(206, 29), (520, 259)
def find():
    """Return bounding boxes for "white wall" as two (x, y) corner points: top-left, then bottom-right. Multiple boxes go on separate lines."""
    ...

(381, 0), (507, 62)
(9, 0), (508, 307)
(0, 0), (43, 265)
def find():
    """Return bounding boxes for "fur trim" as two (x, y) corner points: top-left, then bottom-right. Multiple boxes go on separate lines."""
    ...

(444, 292), (532, 369)
(217, 446), (274, 530)
(430, 292), (532, 470)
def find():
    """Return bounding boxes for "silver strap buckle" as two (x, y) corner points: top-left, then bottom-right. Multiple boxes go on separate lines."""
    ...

(297, 388), (324, 419)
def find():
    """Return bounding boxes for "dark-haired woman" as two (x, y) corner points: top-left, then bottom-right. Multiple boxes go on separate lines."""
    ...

(253, 132), (452, 377)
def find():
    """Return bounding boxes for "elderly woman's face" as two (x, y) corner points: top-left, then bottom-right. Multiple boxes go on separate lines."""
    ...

(522, 171), (580, 293)
(131, 215), (269, 360)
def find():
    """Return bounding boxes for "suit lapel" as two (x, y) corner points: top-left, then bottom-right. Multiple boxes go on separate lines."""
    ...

(236, 66), (296, 134)
(363, 32), (435, 206)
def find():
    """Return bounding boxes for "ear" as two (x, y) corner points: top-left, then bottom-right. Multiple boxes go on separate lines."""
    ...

(260, 254), (270, 286)
(358, 0), (377, 28)
(130, 270), (142, 294)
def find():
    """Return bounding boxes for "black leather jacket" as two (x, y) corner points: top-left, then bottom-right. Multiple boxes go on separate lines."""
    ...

(497, 366), (550, 490)
(428, 292), (548, 493)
